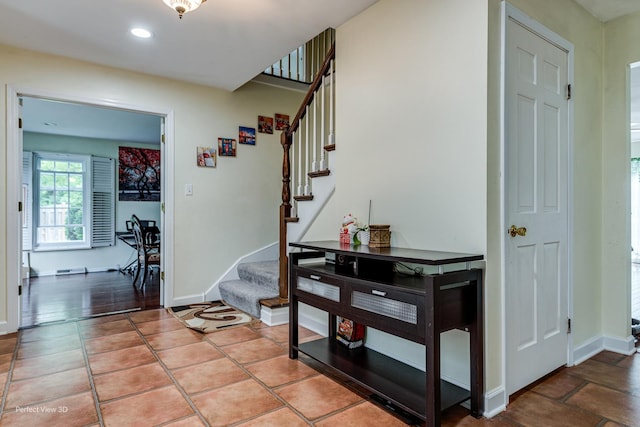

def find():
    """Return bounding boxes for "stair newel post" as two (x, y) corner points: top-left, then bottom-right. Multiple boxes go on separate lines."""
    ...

(279, 128), (293, 300)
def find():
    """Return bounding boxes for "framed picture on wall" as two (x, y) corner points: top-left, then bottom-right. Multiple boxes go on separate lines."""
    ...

(275, 113), (290, 130)
(239, 126), (256, 145)
(118, 147), (161, 201)
(258, 116), (273, 134)
(218, 138), (237, 157)
(197, 146), (216, 167)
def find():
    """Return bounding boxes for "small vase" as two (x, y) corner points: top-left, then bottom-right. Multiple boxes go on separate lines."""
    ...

(358, 230), (370, 246)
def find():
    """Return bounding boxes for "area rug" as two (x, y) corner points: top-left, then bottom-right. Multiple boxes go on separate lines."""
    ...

(168, 301), (258, 333)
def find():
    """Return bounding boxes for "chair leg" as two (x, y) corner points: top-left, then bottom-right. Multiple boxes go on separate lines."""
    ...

(141, 265), (149, 289)
(132, 259), (141, 288)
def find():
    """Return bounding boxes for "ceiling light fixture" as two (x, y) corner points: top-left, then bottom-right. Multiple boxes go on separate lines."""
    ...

(163, 0), (207, 19)
(131, 28), (152, 38)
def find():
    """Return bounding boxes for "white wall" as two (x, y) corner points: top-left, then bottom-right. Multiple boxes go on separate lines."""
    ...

(602, 11), (640, 340)
(0, 43), (304, 327)
(303, 0), (489, 389)
(23, 132), (161, 275)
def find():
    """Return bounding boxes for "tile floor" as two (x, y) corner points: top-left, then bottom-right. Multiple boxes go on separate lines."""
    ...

(0, 308), (637, 426)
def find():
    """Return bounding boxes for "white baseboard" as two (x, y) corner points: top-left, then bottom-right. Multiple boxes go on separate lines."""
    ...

(573, 335), (603, 365)
(170, 294), (204, 307)
(33, 266), (119, 277)
(603, 334), (636, 355)
(0, 321), (8, 336)
(573, 334), (637, 365)
(260, 306), (289, 326)
(483, 386), (507, 418)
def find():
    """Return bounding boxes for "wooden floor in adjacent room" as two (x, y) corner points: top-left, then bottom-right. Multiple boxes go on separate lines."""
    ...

(20, 270), (161, 328)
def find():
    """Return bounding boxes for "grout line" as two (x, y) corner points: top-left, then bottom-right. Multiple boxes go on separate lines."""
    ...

(202, 328), (315, 425)
(125, 312), (211, 427)
(77, 320), (106, 427)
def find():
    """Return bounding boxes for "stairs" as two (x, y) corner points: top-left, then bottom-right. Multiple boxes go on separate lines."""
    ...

(218, 261), (279, 318)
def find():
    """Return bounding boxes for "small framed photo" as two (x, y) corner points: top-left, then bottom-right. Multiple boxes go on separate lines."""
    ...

(239, 126), (256, 145)
(275, 113), (290, 131)
(258, 115), (273, 134)
(218, 138), (237, 157)
(196, 146), (216, 167)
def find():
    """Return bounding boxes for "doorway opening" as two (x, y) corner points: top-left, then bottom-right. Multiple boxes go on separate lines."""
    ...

(629, 62), (640, 344)
(18, 95), (165, 327)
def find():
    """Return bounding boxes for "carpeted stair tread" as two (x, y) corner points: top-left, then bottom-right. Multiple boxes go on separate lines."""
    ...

(237, 261), (279, 291)
(219, 279), (279, 318)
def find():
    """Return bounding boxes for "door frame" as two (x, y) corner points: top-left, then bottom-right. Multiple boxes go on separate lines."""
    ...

(6, 85), (176, 333)
(500, 1), (575, 394)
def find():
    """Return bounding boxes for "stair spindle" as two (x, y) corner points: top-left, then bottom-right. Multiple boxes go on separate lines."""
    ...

(320, 73), (326, 170)
(329, 59), (335, 145)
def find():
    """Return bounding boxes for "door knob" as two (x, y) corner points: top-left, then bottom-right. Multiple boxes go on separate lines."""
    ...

(508, 225), (527, 237)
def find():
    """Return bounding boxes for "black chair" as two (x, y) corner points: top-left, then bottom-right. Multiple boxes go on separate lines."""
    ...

(130, 215), (160, 290)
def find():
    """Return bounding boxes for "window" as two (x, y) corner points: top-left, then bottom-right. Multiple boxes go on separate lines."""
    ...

(30, 152), (115, 251)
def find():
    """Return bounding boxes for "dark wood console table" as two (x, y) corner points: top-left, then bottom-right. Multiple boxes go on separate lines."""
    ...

(288, 240), (484, 426)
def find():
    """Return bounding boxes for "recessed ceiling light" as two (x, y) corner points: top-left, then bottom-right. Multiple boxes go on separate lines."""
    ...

(131, 28), (152, 39)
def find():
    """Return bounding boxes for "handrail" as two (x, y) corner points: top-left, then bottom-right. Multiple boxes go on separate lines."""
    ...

(278, 43), (335, 300)
(287, 44), (335, 135)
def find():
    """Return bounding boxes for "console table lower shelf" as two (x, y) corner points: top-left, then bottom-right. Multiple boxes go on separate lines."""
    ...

(295, 337), (470, 420)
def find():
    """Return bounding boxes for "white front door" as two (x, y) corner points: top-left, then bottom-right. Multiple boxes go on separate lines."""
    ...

(505, 12), (571, 394)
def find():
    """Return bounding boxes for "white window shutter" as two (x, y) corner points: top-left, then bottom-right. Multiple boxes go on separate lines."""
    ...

(91, 156), (115, 247)
(22, 151), (33, 251)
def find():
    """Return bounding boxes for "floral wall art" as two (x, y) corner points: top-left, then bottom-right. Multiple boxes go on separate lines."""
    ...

(118, 147), (161, 201)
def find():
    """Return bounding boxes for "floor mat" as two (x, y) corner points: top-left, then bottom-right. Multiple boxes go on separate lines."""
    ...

(168, 301), (258, 333)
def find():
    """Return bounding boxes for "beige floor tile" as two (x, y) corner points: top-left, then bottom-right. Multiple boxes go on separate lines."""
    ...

(12, 348), (85, 380)
(0, 353), (13, 374)
(77, 314), (127, 328)
(504, 391), (601, 427)
(0, 391), (98, 427)
(206, 325), (261, 346)
(84, 330), (144, 354)
(145, 328), (204, 351)
(78, 318), (134, 338)
(88, 344), (156, 375)
(17, 334), (81, 359)
(5, 367), (90, 408)
(157, 341), (224, 370)
(192, 379), (283, 427)
(128, 309), (173, 324)
(100, 385), (193, 427)
(276, 375), (363, 420)
(19, 322), (78, 342)
(566, 382), (640, 426)
(441, 405), (516, 426)
(94, 363), (172, 401)
(235, 407), (308, 426)
(136, 317), (185, 336)
(567, 358), (640, 394)
(529, 370), (584, 400)
(246, 354), (318, 387)
(222, 337), (287, 364)
(173, 357), (249, 394)
(162, 415), (207, 426)
(315, 401), (408, 427)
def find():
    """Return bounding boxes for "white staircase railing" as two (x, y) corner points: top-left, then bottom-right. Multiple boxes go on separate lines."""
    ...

(264, 28), (335, 84)
(279, 44), (336, 299)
